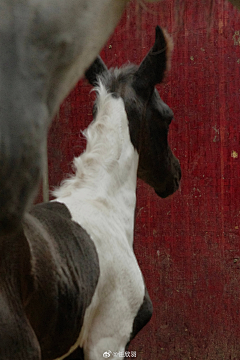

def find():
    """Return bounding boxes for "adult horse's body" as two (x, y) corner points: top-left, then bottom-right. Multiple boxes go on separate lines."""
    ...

(1, 0), (239, 235)
(0, 27), (181, 359)
(0, 0), (129, 234)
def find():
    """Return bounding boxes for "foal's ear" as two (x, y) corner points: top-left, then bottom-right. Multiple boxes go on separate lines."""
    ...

(85, 56), (109, 86)
(132, 26), (173, 97)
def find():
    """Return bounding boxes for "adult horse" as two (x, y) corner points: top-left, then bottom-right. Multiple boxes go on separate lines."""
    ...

(1, 0), (239, 235)
(0, 26), (181, 360)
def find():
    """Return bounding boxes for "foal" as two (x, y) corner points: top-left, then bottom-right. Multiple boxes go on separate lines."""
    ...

(0, 26), (180, 360)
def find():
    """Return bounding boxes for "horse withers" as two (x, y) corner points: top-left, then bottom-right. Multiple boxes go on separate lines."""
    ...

(0, 26), (180, 360)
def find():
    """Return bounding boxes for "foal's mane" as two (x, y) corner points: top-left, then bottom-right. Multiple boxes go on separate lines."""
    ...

(53, 81), (125, 198)
(53, 64), (139, 199)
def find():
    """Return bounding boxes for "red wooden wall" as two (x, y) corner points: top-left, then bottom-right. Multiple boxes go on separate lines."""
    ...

(46, 1), (240, 358)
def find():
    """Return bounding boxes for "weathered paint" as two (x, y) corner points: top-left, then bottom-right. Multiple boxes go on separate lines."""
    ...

(46, 0), (240, 359)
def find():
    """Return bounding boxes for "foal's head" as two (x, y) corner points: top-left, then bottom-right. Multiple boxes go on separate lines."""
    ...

(85, 26), (181, 198)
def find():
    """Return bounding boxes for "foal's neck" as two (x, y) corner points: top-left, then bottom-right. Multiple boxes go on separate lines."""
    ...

(54, 85), (139, 245)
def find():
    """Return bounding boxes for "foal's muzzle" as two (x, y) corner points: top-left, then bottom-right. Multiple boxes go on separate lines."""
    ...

(155, 159), (181, 198)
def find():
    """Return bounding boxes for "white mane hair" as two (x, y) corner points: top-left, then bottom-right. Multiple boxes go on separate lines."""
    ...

(53, 81), (127, 199)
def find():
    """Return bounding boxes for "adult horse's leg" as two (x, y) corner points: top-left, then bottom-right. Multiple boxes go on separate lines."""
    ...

(0, 79), (49, 235)
(0, 81), (48, 235)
